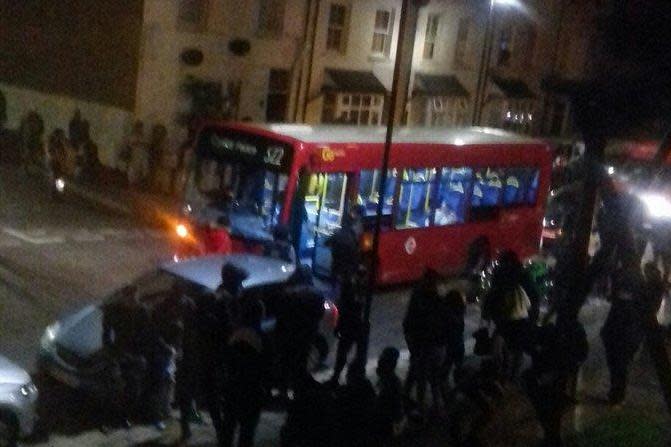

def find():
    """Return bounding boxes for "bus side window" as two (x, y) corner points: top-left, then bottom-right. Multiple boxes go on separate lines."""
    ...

(358, 169), (396, 217)
(527, 169), (540, 205)
(433, 167), (473, 225)
(395, 168), (437, 229)
(470, 167), (503, 221)
(501, 167), (540, 207)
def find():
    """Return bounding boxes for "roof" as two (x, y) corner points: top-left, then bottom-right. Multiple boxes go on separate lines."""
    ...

(322, 69), (387, 94)
(413, 73), (469, 98)
(252, 124), (541, 146)
(491, 76), (535, 99)
(161, 254), (296, 292)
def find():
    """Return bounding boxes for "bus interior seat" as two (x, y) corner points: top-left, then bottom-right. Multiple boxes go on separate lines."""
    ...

(503, 185), (520, 205)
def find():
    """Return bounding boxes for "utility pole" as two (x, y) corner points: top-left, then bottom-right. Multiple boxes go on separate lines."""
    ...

(472, 0), (496, 126)
(360, 0), (426, 365)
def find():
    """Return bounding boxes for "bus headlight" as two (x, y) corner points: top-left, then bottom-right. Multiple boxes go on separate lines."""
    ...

(176, 223), (189, 239)
(360, 232), (373, 252)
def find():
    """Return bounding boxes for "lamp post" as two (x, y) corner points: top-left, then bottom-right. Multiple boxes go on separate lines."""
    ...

(359, 0), (426, 367)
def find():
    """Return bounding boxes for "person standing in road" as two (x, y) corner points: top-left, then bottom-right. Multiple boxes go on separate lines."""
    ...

(440, 290), (466, 395)
(326, 205), (362, 299)
(275, 284), (324, 394)
(403, 269), (445, 414)
(328, 272), (366, 386)
(222, 299), (269, 447)
(482, 250), (536, 379)
(601, 256), (647, 405)
(375, 347), (404, 441)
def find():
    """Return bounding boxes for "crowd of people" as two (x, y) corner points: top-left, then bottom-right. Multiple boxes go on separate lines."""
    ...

(17, 108), (193, 197)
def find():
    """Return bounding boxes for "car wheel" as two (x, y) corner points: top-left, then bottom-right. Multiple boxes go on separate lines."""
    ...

(0, 412), (18, 447)
(307, 335), (329, 372)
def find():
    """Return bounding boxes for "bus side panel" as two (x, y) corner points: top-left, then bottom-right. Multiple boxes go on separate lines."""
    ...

(376, 208), (544, 285)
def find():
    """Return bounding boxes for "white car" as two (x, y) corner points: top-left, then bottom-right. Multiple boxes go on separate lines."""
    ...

(0, 355), (38, 447)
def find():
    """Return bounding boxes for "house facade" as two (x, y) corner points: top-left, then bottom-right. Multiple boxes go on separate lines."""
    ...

(0, 0), (598, 166)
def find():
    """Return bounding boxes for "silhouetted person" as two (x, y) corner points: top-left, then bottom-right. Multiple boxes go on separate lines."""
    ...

(177, 263), (243, 442)
(326, 207), (362, 298)
(222, 299), (269, 447)
(276, 284), (324, 393)
(333, 366), (377, 447)
(525, 304), (588, 447)
(588, 176), (640, 288)
(101, 287), (151, 428)
(482, 250), (536, 378)
(328, 274), (366, 386)
(403, 269), (444, 412)
(440, 290), (466, 393)
(601, 257), (645, 405)
(375, 347), (403, 441)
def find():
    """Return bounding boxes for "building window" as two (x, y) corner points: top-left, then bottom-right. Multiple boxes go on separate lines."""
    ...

(371, 9), (394, 57)
(177, 0), (209, 33)
(423, 13), (440, 60)
(323, 93), (384, 125)
(426, 97), (468, 127)
(257, 0), (286, 37)
(266, 69), (290, 122)
(502, 101), (536, 134)
(453, 17), (472, 69)
(516, 23), (537, 69)
(496, 25), (513, 67)
(327, 3), (348, 52)
(396, 168), (438, 229)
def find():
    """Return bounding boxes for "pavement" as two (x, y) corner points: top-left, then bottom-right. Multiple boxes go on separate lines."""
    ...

(1, 163), (671, 445)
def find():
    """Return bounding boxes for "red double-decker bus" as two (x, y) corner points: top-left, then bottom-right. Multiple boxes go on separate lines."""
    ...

(176, 123), (552, 285)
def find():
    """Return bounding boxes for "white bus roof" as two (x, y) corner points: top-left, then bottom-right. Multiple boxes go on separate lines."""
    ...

(252, 124), (542, 146)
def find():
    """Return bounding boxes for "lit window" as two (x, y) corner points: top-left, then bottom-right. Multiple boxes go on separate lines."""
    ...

(258, 0), (286, 36)
(330, 93), (385, 125)
(327, 3), (348, 52)
(371, 9), (395, 56)
(177, 0), (209, 33)
(453, 17), (472, 69)
(423, 14), (440, 60)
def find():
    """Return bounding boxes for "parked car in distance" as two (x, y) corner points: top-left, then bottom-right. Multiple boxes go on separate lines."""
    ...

(38, 254), (338, 396)
(0, 355), (38, 447)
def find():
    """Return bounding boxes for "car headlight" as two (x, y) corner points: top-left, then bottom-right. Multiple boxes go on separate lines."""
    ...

(41, 322), (60, 349)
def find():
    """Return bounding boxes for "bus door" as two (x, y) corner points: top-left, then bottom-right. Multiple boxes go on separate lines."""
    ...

(294, 172), (351, 277)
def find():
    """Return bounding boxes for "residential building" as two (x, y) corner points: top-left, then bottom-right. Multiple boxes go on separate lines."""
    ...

(0, 0), (597, 167)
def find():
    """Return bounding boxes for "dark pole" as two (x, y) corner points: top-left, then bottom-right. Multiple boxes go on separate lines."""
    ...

(472, 0), (495, 125)
(360, 0), (419, 363)
(300, 0), (320, 122)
